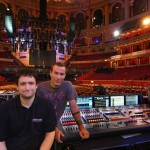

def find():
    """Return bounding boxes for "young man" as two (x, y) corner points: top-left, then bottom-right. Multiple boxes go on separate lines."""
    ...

(0, 69), (56, 150)
(37, 62), (89, 143)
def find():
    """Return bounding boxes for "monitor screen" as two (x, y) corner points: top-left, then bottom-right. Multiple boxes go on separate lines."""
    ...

(76, 96), (93, 109)
(110, 95), (125, 106)
(93, 95), (110, 107)
(65, 96), (93, 110)
(125, 94), (139, 105)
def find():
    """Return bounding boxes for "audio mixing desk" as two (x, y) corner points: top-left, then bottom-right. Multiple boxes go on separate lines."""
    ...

(54, 94), (150, 150)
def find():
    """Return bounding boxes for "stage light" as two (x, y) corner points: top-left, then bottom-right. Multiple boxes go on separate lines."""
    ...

(113, 30), (120, 37)
(143, 18), (150, 25)
(53, 0), (62, 2)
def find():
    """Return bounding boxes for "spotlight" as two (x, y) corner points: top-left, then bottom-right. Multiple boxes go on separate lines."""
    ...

(113, 30), (120, 37)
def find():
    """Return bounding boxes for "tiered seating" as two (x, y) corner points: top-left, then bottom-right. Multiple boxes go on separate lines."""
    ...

(0, 52), (22, 68)
(0, 82), (17, 91)
(0, 78), (149, 98)
(0, 76), (5, 81)
(68, 62), (103, 69)
(74, 83), (149, 97)
(69, 52), (116, 70)
(84, 65), (150, 80)
(73, 52), (115, 61)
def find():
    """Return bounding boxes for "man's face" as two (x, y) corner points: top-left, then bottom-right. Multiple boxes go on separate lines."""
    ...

(50, 65), (66, 88)
(17, 76), (37, 100)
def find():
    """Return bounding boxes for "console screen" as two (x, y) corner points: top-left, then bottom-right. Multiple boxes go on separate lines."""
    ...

(93, 95), (110, 107)
(125, 94), (139, 105)
(65, 96), (93, 109)
(110, 95), (125, 106)
(76, 96), (93, 109)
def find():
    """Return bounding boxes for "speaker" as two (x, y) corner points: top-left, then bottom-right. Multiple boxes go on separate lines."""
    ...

(39, 42), (47, 51)
(29, 50), (56, 66)
(39, 0), (47, 20)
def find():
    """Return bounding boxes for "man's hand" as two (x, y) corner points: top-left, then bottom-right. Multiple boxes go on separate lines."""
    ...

(55, 128), (64, 143)
(79, 126), (89, 140)
(69, 100), (90, 140)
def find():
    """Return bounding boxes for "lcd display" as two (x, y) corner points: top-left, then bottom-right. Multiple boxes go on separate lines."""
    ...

(125, 94), (139, 105)
(76, 96), (93, 109)
(65, 96), (93, 110)
(93, 95), (110, 107)
(110, 95), (125, 106)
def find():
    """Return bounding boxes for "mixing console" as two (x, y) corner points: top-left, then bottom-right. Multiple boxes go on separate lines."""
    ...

(60, 104), (150, 136)
(55, 94), (150, 150)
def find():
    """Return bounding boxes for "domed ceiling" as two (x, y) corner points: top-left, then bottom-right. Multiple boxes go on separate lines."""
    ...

(46, 0), (106, 10)
(4, 0), (106, 11)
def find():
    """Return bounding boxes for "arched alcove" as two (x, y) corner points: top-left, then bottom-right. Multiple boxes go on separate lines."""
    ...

(111, 2), (124, 23)
(75, 12), (85, 30)
(92, 9), (103, 27)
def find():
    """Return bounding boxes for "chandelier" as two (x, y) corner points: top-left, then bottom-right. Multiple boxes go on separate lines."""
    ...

(65, 0), (75, 3)
(52, 0), (75, 3)
(53, 0), (62, 2)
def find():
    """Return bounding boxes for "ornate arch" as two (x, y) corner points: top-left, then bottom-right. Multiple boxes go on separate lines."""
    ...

(56, 13), (67, 19)
(0, 2), (7, 31)
(91, 8), (104, 27)
(111, 0), (124, 23)
(110, 0), (124, 12)
(0, 2), (7, 21)
(91, 7), (104, 18)
(17, 7), (31, 18)
(75, 11), (86, 30)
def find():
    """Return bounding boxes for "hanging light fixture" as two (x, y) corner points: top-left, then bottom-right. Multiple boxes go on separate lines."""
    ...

(65, 0), (75, 3)
(53, 0), (62, 2)
(53, 0), (75, 3)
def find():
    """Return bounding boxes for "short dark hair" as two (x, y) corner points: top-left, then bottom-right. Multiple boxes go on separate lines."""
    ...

(51, 62), (66, 72)
(16, 69), (37, 85)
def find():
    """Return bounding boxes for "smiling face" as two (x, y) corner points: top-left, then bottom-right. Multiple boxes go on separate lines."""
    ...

(50, 64), (66, 88)
(17, 75), (37, 101)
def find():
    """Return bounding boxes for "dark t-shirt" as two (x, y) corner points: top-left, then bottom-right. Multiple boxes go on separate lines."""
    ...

(0, 95), (56, 150)
(37, 81), (78, 121)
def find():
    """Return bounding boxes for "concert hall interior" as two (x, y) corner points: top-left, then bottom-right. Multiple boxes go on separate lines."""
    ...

(0, 0), (150, 150)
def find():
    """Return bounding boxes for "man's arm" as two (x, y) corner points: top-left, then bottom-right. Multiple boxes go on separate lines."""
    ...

(40, 131), (55, 150)
(69, 99), (89, 139)
(55, 127), (64, 143)
(0, 141), (7, 150)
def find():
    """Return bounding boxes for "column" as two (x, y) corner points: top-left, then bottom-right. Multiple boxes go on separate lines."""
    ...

(148, 0), (150, 11)
(129, 0), (134, 17)
(86, 10), (91, 29)
(104, 4), (109, 25)
(124, 0), (130, 19)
